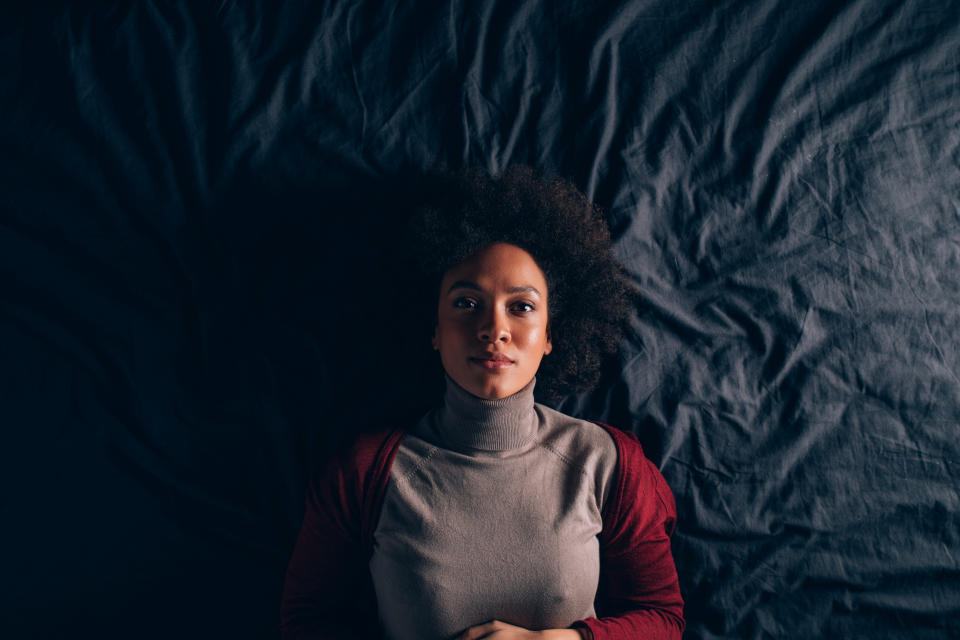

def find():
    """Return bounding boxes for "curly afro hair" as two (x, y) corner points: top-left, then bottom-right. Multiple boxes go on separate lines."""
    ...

(403, 166), (636, 403)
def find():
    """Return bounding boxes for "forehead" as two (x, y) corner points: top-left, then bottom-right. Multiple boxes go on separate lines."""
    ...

(441, 243), (548, 290)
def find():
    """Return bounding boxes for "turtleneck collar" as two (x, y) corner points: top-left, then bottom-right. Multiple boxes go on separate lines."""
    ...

(432, 373), (539, 453)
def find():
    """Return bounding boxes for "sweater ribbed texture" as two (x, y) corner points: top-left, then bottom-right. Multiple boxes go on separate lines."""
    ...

(430, 373), (538, 452)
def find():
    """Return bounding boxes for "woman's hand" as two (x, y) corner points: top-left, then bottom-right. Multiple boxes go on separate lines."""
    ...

(454, 620), (586, 640)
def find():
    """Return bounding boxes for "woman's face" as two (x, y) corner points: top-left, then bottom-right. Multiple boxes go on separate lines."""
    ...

(433, 242), (553, 400)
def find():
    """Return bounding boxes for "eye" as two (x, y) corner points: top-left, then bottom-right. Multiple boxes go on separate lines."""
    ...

(453, 297), (478, 310)
(512, 301), (536, 313)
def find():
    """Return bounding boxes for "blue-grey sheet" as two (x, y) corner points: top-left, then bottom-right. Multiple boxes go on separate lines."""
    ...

(2, 2), (958, 638)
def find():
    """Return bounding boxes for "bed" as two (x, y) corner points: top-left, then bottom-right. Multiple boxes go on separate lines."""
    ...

(3, 2), (958, 638)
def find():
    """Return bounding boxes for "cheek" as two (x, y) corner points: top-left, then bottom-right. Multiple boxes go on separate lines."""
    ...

(519, 324), (549, 348)
(436, 319), (469, 350)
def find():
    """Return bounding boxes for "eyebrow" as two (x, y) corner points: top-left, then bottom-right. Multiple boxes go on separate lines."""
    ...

(446, 280), (541, 296)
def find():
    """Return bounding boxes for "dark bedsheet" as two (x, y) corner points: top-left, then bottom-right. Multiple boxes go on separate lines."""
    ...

(2, 2), (958, 638)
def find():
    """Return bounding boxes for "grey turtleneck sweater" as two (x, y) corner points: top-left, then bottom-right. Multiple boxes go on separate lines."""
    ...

(368, 375), (618, 640)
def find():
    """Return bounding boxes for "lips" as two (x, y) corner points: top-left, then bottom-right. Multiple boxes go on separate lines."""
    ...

(470, 353), (514, 369)
(472, 353), (513, 362)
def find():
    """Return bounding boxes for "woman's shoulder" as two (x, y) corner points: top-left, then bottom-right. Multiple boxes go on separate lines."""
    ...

(582, 423), (678, 536)
(535, 403), (619, 460)
(317, 425), (407, 486)
(311, 425), (408, 545)
(534, 404), (674, 522)
(534, 403), (620, 508)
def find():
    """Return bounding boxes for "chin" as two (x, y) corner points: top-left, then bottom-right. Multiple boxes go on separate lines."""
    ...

(452, 368), (525, 400)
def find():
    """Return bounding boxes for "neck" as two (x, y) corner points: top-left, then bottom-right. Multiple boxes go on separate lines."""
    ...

(434, 374), (538, 452)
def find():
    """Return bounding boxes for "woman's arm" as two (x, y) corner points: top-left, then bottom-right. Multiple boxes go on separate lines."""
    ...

(281, 429), (399, 640)
(569, 426), (685, 640)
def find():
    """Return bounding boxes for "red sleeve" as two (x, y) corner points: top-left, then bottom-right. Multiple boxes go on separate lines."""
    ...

(280, 429), (402, 640)
(570, 426), (685, 640)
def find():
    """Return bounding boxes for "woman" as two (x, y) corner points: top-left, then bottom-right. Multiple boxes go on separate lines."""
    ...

(281, 167), (684, 640)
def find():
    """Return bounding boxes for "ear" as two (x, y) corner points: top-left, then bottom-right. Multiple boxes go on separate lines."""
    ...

(544, 323), (553, 355)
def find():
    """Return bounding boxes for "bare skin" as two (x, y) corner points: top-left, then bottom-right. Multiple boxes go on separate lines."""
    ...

(455, 619), (588, 640)
(433, 242), (553, 400)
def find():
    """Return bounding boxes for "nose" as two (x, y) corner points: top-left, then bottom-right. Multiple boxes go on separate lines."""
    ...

(477, 306), (510, 343)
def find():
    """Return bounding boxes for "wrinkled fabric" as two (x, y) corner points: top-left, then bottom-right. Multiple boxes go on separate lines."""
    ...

(1, 1), (958, 638)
